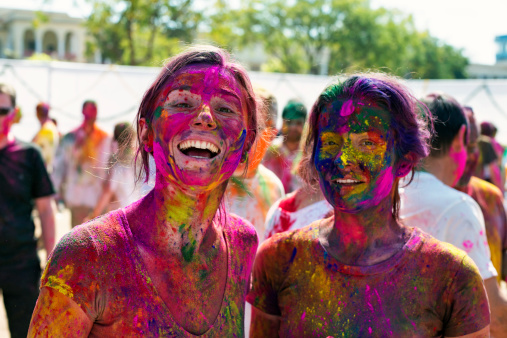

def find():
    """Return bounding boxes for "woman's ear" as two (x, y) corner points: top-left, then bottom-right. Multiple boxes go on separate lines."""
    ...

(395, 154), (414, 178)
(139, 118), (153, 153)
(451, 124), (467, 154)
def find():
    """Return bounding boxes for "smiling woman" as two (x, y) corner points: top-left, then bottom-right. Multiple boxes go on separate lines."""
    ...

(28, 46), (259, 337)
(247, 74), (491, 337)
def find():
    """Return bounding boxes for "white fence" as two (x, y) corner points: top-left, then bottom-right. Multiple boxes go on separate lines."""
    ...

(2, 58), (507, 144)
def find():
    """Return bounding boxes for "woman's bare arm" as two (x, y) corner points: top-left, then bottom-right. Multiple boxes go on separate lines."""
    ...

(28, 287), (93, 337)
(250, 306), (281, 338)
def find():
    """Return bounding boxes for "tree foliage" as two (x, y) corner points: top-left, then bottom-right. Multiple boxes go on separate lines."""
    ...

(85, 0), (468, 78)
(204, 0), (468, 79)
(85, 0), (201, 65)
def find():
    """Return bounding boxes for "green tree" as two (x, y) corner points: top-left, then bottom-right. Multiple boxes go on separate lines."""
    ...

(86, 0), (201, 65)
(206, 0), (468, 79)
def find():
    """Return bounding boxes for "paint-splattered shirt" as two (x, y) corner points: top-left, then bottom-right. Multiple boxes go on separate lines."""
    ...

(52, 125), (111, 208)
(40, 208), (258, 337)
(32, 120), (59, 173)
(264, 197), (332, 240)
(247, 225), (490, 337)
(457, 176), (507, 283)
(227, 164), (285, 240)
(400, 171), (497, 280)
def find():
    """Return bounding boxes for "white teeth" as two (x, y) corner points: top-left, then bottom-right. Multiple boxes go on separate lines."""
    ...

(178, 140), (219, 154)
(336, 179), (362, 184)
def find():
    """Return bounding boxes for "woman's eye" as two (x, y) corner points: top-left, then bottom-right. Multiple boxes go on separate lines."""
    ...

(174, 102), (192, 108)
(361, 140), (376, 147)
(217, 106), (236, 114)
(323, 141), (337, 146)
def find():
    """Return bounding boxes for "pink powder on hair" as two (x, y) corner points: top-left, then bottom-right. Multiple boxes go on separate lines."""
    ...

(340, 100), (355, 117)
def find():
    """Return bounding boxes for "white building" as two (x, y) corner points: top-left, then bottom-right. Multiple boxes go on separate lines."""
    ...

(0, 2), (86, 62)
(467, 34), (507, 79)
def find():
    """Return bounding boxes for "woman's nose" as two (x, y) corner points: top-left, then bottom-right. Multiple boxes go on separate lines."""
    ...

(333, 144), (352, 169)
(192, 105), (217, 130)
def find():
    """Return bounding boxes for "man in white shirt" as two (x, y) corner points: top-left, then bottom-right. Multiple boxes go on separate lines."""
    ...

(52, 100), (111, 227)
(400, 93), (507, 336)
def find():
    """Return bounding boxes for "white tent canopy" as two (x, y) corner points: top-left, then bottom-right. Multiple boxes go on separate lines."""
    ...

(2, 59), (507, 144)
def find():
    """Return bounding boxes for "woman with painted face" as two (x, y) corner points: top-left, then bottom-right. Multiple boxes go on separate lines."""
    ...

(29, 46), (259, 337)
(247, 74), (490, 337)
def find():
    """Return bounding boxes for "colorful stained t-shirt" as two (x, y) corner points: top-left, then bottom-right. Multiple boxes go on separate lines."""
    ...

(458, 176), (507, 283)
(40, 208), (258, 337)
(264, 197), (332, 240)
(263, 142), (301, 194)
(226, 164), (285, 240)
(52, 124), (111, 208)
(32, 120), (59, 172)
(247, 224), (490, 337)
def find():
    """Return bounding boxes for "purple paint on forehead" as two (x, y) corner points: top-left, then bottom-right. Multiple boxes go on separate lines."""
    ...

(340, 100), (355, 117)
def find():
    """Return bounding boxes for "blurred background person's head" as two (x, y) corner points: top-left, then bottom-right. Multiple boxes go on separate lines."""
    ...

(0, 83), (18, 146)
(456, 106), (480, 188)
(234, 85), (278, 177)
(420, 92), (468, 187)
(281, 99), (307, 148)
(36, 102), (51, 125)
(82, 100), (98, 124)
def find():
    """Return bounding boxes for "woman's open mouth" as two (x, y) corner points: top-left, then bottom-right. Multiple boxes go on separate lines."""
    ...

(335, 178), (365, 186)
(178, 140), (221, 159)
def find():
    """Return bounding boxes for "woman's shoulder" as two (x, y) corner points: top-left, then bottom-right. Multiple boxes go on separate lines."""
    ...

(226, 212), (259, 248)
(49, 210), (128, 265)
(259, 222), (319, 258)
(412, 228), (475, 272)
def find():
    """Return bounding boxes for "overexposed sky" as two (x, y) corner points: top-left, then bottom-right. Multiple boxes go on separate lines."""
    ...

(371, 0), (507, 65)
(3, 0), (507, 65)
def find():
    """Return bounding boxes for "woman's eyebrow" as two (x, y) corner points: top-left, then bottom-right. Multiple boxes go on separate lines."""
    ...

(169, 85), (192, 94)
(217, 88), (241, 104)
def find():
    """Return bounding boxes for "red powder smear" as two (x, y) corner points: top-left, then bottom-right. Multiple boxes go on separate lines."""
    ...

(340, 99), (355, 117)
(279, 194), (298, 212)
(276, 211), (296, 234)
(301, 311), (306, 320)
(368, 327), (372, 334)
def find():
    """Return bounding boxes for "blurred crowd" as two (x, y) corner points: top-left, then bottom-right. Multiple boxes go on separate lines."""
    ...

(2, 78), (507, 336)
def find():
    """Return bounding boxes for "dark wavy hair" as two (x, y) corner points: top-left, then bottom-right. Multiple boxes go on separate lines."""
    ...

(134, 45), (258, 183)
(298, 73), (433, 219)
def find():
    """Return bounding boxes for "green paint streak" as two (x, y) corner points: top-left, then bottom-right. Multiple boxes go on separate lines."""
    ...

(231, 177), (254, 197)
(181, 240), (197, 262)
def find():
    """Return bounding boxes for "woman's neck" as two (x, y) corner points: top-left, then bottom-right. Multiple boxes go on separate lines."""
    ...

(132, 175), (227, 262)
(320, 198), (408, 266)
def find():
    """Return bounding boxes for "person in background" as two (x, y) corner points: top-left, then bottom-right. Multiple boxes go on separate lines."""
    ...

(52, 100), (111, 227)
(263, 122), (332, 240)
(0, 84), (55, 338)
(32, 102), (59, 173)
(248, 74), (490, 336)
(263, 99), (307, 193)
(86, 122), (140, 220)
(226, 86), (284, 241)
(477, 121), (504, 192)
(399, 93), (507, 336)
(455, 107), (507, 285)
